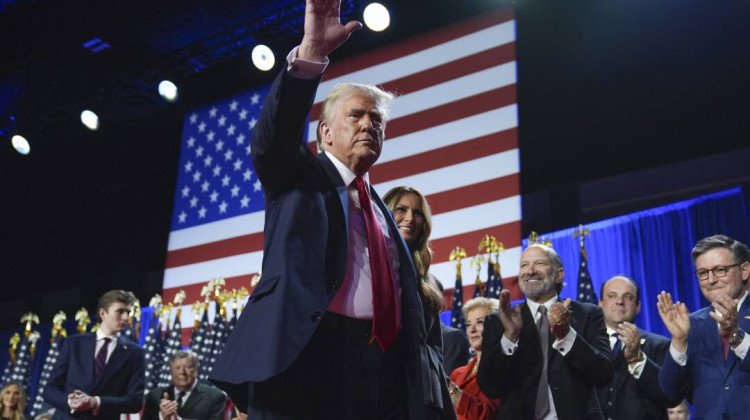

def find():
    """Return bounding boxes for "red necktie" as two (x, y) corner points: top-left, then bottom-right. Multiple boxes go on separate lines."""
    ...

(94, 337), (111, 378)
(721, 334), (730, 361)
(354, 176), (399, 350)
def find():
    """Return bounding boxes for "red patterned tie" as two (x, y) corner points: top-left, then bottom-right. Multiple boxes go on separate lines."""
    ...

(354, 176), (399, 350)
(94, 337), (111, 378)
(721, 334), (730, 361)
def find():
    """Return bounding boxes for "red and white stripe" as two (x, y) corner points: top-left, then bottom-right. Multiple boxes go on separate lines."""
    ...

(163, 7), (521, 336)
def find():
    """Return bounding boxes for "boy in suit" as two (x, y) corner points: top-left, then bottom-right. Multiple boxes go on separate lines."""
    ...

(44, 289), (145, 420)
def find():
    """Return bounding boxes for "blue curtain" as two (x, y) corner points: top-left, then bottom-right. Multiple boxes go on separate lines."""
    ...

(524, 187), (750, 337)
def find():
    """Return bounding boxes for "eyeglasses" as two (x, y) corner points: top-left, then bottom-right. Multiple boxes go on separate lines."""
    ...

(694, 263), (743, 281)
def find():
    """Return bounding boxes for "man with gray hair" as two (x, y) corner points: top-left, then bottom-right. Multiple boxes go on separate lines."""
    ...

(209, 1), (454, 420)
(477, 244), (614, 420)
(142, 350), (226, 420)
(658, 234), (750, 420)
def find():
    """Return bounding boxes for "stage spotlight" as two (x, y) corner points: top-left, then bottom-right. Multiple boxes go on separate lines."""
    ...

(252, 44), (275, 71)
(364, 3), (390, 32)
(81, 110), (99, 131)
(11, 135), (30, 155)
(158, 80), (178, 102)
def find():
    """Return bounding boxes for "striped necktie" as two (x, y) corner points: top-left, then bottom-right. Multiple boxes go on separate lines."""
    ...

(94, 337), (111, 378)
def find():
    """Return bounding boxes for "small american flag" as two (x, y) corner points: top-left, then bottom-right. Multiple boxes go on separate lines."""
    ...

(142, 315), (165, 394)
(204, 304), (228, 378)
(191, 308), (213, 382)
(576, 246), (597, 304)
(30, 336), (62, 416)
(485, 261), (503, 299)
(157, 312), (182, 388)
(451, 272), (466, 330)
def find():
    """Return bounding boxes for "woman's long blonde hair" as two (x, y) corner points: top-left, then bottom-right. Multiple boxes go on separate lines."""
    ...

(1, 381), (27, 420)
(383, 186), (444, 312)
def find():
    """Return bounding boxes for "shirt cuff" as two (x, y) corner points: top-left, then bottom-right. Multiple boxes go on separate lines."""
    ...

(669, 343), (688, 366)
(500, 335), (519, 355)
(286, 46), (328, 79)
(734, 331), (750, 360)
(552, 328), (577, 355)
(628, 354), (648, 378)
(92, 397), (101, 415)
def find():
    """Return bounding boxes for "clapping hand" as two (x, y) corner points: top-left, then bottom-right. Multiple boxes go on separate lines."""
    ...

(656, 291), (691, 352)
(160, 392), (179, 420)
(709, 294), (740, 340)
(498, 289), (523, 342)
(548, 298), (572, 340)
(616, 322), (642, 364)
(68, 390), (94, 412)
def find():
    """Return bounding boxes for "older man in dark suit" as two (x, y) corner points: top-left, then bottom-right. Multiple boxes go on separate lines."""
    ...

(44, 290), (144, 420)
(143, 350), (226, 420)
(209, 1), (454, 419)
(477, 244), (614, 420)
(596, 275), (678, 420)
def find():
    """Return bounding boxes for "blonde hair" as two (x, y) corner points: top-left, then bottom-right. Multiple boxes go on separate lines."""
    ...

(316, 82), (395, 153)
(462, 297), (500, 319)
(383, 186), (443, 312)
(1, 381), (27, 420)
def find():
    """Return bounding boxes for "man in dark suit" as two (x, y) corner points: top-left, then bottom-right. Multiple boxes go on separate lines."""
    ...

(143, 350), (226, 420)
(596, 275), (678, 420)
(44, 290), (145, 420)
(658, 234), (750, 420)
(209, 1), (454, 419)
(477, 244), (614, 420)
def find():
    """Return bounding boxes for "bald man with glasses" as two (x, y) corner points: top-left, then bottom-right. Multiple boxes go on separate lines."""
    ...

(657, 234), (750, 420)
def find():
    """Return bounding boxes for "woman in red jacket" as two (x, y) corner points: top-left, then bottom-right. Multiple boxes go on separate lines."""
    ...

(449, 297), (501, 420)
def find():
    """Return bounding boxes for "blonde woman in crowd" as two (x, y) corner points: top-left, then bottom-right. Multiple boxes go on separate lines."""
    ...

(1, 381), (26, 420)
(448, 298), (501, 420)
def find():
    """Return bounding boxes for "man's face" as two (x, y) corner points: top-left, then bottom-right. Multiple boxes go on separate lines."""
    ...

(519, 246), (562, 303)
(320, 93), (385, 175)
(599, 276), (641, 329)
(99, 301), (130, 335)
(695, 247), (749, 303)
(667, 404), (691, 420)
(171, 357), (198, 392)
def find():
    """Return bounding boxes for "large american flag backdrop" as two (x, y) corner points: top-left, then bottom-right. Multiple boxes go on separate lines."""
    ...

(163, 7), (522, 342)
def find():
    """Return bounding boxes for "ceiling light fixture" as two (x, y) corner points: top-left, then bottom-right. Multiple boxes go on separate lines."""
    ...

(251, 44), (275, 71)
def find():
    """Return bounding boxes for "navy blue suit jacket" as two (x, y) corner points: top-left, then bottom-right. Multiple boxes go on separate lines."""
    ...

(43, 333), (145, 420)
(477, 300), (614, 420)
(209, 69), (453, 420)
(597, 329), (678, 420)
(659, 297), (750, 420)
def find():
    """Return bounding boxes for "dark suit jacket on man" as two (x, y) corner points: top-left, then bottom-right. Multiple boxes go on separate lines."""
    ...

(477, 300), (614, 420)
(660, 297), (750, 420)
(142, 383), (226, 420)
(442, 323), (471, 375)
(208, 69), (453, 420)
(43, 333), (145, 420)
(597, 329), (678, 420)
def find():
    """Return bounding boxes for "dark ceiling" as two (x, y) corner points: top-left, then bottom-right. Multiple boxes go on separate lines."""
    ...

(1, 0), (749, 329)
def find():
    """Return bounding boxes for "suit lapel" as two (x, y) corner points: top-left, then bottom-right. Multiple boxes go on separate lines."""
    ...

(317, 152), (350, 290)
(180, 384), (201, 413)
(82, 333), (97, 385)
(695, 311), (727, 371)
(94, 336), (129, 389)
(725, 297), (750, 377)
